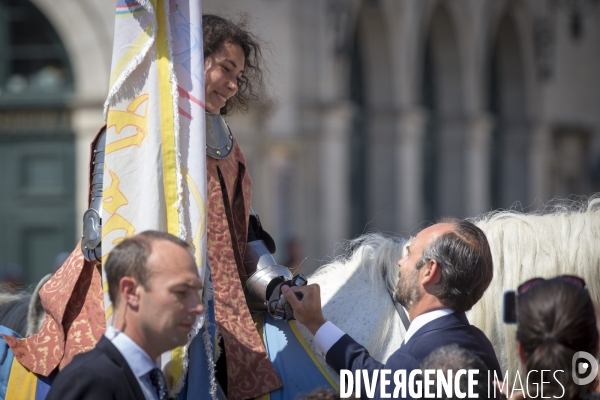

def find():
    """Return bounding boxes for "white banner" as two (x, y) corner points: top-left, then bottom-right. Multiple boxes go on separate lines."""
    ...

(103, 0), (206, 390)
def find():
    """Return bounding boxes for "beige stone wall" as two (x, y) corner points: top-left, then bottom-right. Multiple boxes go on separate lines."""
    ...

(38, 0), (600, 272)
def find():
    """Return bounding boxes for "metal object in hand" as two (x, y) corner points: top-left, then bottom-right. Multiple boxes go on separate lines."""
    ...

(269, 274), (308, 321)
(243, 240), (293, 312)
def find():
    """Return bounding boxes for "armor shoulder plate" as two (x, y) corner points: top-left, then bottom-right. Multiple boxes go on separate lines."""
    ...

(206, 113), (233, 159)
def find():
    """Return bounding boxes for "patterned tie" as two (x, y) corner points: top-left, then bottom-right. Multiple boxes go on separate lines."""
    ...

(149, 368), (167, 400)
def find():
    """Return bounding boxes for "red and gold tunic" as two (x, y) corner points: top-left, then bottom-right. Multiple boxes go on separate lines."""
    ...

(4, 127), (282, 399)
(205, 139), (281, 399)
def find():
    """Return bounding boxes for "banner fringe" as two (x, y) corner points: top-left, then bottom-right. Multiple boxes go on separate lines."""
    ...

(170, 265), (217, 398)
(104, 0), (156, 120)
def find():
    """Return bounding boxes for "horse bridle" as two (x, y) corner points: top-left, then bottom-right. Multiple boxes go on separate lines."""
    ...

(388, 290), (411, 330)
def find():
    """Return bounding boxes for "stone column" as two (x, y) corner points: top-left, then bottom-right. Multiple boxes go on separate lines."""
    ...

(396, 108), (426, 233)
(71, 105), (105, 240)
(319, 102), (353, 252)
(465, 113), (494, 216)
(530, 121), (552, 202)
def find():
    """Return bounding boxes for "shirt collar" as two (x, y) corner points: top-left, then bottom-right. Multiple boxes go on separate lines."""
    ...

(404, 309), (454, 344)
(105, 325), (157, 378)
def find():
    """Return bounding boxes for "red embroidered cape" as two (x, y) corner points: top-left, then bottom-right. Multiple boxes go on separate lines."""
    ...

(4, 127), (282, 399)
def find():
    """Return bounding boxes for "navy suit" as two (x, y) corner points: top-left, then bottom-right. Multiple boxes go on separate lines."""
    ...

(326, 312), (502, 399)
(46, 336), (145, 400)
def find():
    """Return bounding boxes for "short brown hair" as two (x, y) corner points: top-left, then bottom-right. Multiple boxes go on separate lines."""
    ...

(104, 231), (190, 305)
(416, 217), (494, 312)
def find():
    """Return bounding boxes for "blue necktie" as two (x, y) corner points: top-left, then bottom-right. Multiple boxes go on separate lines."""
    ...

(149, 368), (167, 400)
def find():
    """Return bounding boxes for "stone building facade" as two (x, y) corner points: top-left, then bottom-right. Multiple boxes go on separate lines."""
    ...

(1, 0), (599, 280)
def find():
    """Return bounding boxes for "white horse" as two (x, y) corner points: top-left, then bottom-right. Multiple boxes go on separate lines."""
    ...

(293, 233), (408, 380)
(471, 195), (600, 381)
(5, 195), (599, 393)
(292, 195), (600, 386)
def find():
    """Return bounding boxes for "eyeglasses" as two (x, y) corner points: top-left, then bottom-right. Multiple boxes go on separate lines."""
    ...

(517, 275), (586, 295)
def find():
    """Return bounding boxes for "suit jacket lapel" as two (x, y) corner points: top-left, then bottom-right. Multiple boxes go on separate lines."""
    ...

(96, 336), (146, 400)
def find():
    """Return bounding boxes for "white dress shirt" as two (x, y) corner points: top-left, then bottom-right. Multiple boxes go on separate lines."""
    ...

(402, 309), (453, 343)
(314, 309), (454, 357)
(104, 326), (160, 400)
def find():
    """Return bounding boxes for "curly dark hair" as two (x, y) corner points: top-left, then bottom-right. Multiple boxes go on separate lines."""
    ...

(202, 14), (264, 115)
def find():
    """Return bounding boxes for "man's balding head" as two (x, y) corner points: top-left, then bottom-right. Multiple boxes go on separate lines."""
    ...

(104, 231), (191, 306)
(421, 218), (493, 312)
(104, 230), (203, 360)
(398, 218), (493, 313)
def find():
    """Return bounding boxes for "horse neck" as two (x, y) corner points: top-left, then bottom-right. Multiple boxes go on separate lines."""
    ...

(308, 240), (406, 362)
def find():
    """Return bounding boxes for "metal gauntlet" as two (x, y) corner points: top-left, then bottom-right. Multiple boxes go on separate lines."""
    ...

(243, 213), (308, 320)
(81, 128), (106, 264)
(243, 240), (293, 314)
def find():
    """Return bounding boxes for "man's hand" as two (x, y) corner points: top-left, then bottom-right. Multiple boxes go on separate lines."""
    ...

(281, 284), (326, 335)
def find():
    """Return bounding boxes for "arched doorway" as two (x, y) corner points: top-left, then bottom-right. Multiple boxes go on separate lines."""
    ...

(422, 5), (465, 221)
(0, 0), (75, 285)
(489, 13), (529, 209)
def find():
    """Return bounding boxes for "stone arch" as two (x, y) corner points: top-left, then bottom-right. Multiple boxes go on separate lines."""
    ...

(416, 0), (474, 109)
(0, 0), (74, 97)
(29, 0), (112, 102)
(28, 0), (113, 222)
(488, 4), (531, 208)
(0, 0), (90, 283)
(486, 0), (538, 118)
(421, 3), (466, 221)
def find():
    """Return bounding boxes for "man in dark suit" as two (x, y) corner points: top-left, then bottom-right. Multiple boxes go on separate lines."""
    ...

(283, 218), (502, 398)
(46, 231), (204, 400)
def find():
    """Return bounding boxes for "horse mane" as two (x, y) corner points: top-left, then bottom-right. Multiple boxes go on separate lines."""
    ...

(27, 273), (52, 336)
(311, 232), (407, 303)
(303, 233), (407, 373)
(469, 194), (600, 377)
(0, 273), (51, 338)
(0, 289), (31, 337)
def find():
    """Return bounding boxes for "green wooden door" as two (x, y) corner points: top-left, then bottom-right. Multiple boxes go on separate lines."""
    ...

(0, 133), (76, 284)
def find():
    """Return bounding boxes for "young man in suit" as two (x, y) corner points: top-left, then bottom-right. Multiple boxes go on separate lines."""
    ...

(283, 218), (502, 398)
(47, 231), (204, 400)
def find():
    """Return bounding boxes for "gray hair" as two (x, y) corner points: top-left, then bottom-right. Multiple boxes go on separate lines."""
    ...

(420, 344), (489, 400)
(417, 217), (494, 312)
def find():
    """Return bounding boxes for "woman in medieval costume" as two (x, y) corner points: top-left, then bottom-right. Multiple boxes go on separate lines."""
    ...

(179, 15), (296, 399)
(4, 14), (295, 400)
